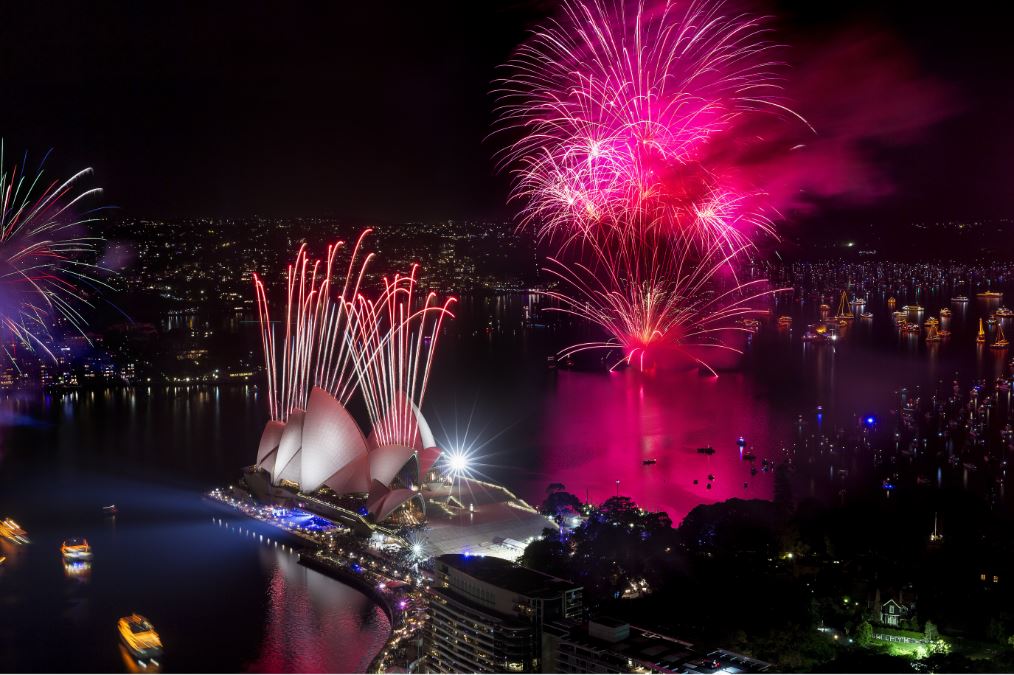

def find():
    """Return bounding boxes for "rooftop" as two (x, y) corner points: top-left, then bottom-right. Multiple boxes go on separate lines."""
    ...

(436, 553), (581, 599)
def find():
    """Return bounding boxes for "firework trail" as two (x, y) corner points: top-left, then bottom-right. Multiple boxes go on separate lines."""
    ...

(253, 230), (374, 420)
(347, 266), (456, 447)
(495, 0), (803, 254)
(544, 224), (777, 373)
(253, 233), (455, 444)
(0, 143), (110, 364)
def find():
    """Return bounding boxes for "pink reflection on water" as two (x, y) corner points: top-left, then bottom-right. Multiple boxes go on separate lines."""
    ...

(250, 548), (390, 673)
(531, 369), (787, 524)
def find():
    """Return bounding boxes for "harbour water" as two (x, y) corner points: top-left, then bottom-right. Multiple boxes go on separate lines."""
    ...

(1, 282), (1013, 671)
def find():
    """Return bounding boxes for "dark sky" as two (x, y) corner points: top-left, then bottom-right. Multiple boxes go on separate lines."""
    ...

(0, 1), (1010, 225)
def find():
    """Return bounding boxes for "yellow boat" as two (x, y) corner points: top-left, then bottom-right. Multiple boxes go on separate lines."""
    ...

(61, 537), (93, 561)
(993, 323), (1009, 350)
(118, 614), (164, 661)
(978, 290), (1003, 299)
(0, 518), (29, 544)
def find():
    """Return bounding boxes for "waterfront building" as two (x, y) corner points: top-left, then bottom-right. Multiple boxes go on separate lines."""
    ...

(425, 553), (583, 673)
(545, 618), (771, 674)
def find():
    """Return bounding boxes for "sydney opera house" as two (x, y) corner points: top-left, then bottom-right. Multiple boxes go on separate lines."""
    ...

(237, 385), (555, 559)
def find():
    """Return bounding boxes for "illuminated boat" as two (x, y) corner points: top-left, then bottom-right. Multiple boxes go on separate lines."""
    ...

(61, 537), (93, 561)
(118, 614), (164, 661)
(925, 325), (941, 342)
(887, 296), (897, 308)
(901, 305), (924, 312)
(997, 307), (1014, 318)
(103, 505), (118, 515)
(777, 315), (792, 326)
(992, 323), (1009, 350)
(977, 291), (1003, 299)
(939, 308), (952, 317)
(924, 317), (939, 327)
(0, 518), (29, 544)
(952, 296), (969, 303)
(860, 311), (873, 319)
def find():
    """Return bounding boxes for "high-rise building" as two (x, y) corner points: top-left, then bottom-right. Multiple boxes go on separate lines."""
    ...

(425, 553), (583, 673)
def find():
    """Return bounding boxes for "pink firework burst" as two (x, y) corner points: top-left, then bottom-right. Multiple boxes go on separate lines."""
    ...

(495, 0), (804, 253)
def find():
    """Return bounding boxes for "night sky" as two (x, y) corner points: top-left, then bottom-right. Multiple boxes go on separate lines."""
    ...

(0, 1), (1010, 226)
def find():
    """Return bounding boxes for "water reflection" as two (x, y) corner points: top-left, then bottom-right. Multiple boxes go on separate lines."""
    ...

(250, 547), (390, 674)
(532, 369), (781, 521)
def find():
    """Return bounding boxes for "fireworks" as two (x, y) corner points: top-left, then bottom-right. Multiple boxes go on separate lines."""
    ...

(253, 233), (455, 445)
(495, 0), (795, 372)
(544, 227), (774, 373)
(346, 265), (456, 448)
(0, 144), (109, 363)
(494, 0), (799, 253)
(253, 231), (374, 420)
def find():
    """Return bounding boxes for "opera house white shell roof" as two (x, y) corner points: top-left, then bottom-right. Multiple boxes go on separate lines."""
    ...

(253, 386), (441, 521)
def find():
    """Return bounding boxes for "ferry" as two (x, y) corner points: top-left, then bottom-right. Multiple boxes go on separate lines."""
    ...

(0, 518), (29, 544)
(993, 323), (1009, 350)
(978, 291), (1003, 299)
(61, 537), (93, 561)
(952, 296), (970, 303)
(118, 614), (164, 661)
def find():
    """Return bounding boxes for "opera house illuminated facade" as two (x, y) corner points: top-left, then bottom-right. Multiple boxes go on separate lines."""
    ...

(247, 386), (441, 525)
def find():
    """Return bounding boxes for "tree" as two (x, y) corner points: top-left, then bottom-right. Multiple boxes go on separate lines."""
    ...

(546, 482), (566, 495)
(856, 621), (874, 648)
(924, 620), (939, 642)
(542, 491), (582, 522)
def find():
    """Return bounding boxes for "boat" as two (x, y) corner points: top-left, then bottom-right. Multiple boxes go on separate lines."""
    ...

(926, 325), (941, 342)
(997, 307), (1014, 318)
(939, 308), (952, 317)
(860, 312), (874, 319)
(642, 458), (657, 465)
(938, 329), (951, 337)
(902, 304), (924, 312)
(777, 315), (792, 326)
(978, 290), (1003, 299)
(0, 518), (29, 544)
(887, 296), (897, 308)
(61, 537), (93, 561)
(924, 317), (939, 327)
(118, 614), (164, 661)
(992, 323), (1009, 350)
(103, 505), (118, 515)
(977, 319), (987, 344)
(834, 291), (854, 321)
(953, 296), (969, 303)
(696, 446), (716, 455)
